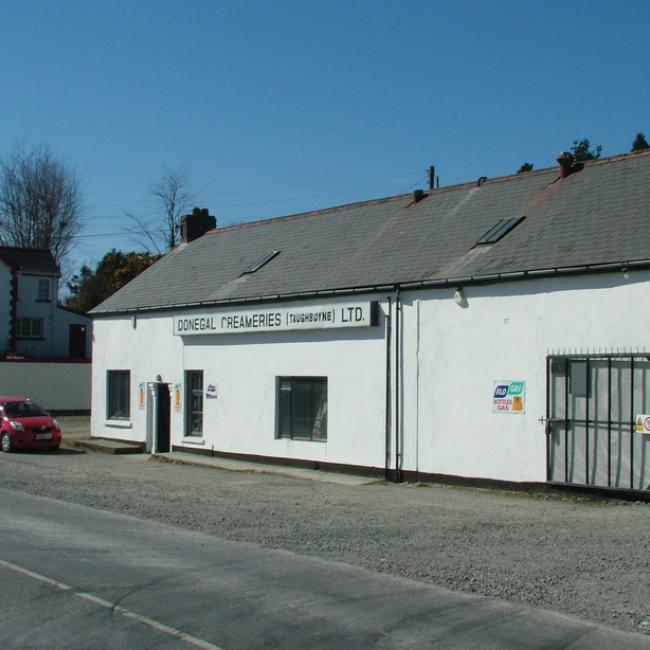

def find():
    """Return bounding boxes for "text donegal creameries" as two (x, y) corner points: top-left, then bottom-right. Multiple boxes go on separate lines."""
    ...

(173, 301), (379, 336)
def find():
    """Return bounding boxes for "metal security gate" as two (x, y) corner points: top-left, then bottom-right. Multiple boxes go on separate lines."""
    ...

(546, 354), (650, 493)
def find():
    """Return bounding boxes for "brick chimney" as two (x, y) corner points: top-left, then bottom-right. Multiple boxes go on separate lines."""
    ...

(556, 151), (575, 179)
(180, 207), (217, 244)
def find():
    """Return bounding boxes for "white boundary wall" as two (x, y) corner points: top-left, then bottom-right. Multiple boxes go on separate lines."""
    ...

(91, 270), (650, 483)
(0, 360), (91, 411)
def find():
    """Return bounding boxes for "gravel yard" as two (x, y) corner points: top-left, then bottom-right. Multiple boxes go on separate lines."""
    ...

(1, 446), (649, 638)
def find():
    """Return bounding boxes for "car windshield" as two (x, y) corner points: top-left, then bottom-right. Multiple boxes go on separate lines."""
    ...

(3, 401), (46, 418)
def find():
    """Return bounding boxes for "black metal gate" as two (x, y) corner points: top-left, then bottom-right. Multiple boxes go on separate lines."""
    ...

(546, 354), (650, 493)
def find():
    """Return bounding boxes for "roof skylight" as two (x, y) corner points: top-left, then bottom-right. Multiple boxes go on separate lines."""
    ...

(243, 250), (281, 274)
(476, 216), (525, 245)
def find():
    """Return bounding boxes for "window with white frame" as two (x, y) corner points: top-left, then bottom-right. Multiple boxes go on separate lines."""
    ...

(185, 370), (203, 436)
(277, 377), (327, 441)
(37, 278), (50, 301)
(16, 317), (43, 338)
(107, 370), (130, 420)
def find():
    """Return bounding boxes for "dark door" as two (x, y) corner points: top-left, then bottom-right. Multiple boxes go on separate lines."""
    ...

(156, 383), (171, 453)
(69, 324), (87, 358)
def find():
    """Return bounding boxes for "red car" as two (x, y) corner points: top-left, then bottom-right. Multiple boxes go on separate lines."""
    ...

(0, 396), (62, 452)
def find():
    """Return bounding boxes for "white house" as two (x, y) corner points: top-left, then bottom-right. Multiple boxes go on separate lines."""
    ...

(90, 154), (650, 495)
(0, 247), (92, 411)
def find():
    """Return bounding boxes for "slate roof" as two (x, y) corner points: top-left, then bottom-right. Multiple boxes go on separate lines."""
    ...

(0, 247), (59, 275)
(92, 150), (650, 315)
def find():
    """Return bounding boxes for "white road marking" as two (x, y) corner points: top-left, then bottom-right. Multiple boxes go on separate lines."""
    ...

(0, 558), (225, 650)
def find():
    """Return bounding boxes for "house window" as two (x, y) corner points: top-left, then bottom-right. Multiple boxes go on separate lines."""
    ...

(107, 370), (130, 420)
(37, 279), (50, 301)
(277, 377), (327, 441)
(16, 317), (43, 338)
(185, 370), (203, 436)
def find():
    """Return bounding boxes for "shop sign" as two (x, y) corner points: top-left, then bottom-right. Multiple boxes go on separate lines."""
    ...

(635, 414), (650, 434)
(206, 383), (218, 399)
(493, 380), (526, 414)
(173, 301), (379, 336)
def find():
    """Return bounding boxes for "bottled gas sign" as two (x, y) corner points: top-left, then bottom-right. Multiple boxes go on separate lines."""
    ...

(493, 380), (526, 414)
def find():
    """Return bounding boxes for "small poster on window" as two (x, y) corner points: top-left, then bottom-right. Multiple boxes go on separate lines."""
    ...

(206, 383), (218, 399)
(138, 383), (145, 410)
(174, 384), (182, 411)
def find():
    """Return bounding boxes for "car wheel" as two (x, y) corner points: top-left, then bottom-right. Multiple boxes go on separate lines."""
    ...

(49, 445), (60, 452)
(1, 432), (12, 453)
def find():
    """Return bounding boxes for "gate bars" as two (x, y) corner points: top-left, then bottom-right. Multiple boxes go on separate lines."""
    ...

(546, 353), (649, 492)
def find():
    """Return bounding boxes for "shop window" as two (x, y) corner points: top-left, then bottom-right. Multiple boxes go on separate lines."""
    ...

(37, 278), (50, 301)
(185, 370), (204, 436)
(277, 377), (327, 441)
(16, 317), (43, 338)
(107, 370), (130, 420)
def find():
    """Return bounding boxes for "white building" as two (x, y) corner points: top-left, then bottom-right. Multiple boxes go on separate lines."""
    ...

(91, 156), (650, 495)
(0, 247), (92, 412)
(0, 247), (91, 359)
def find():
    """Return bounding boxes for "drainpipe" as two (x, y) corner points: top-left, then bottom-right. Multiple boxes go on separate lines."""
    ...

(395, 287), (402, 482)
(384, 297), (392, 480)
(9, 269), (18, 353)
(415, 299), (420, 481)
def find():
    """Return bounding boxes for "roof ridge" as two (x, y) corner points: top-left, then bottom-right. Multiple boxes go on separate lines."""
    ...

(209, 193), (411, 235)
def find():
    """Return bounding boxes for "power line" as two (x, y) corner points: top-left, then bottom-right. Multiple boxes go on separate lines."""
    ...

(84, 170), (424, 211)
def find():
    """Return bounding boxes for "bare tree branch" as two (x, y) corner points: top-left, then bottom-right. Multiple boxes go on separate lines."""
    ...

(127, 166), (196, 252)
(0, 142), (83, 265)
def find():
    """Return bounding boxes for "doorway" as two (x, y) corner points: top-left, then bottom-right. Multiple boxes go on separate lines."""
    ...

(156, 382), (171, 453)
(69, 324), (87, 358)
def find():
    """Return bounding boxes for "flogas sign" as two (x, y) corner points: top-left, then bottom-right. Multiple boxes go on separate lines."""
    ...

(492, 380), (526, 414)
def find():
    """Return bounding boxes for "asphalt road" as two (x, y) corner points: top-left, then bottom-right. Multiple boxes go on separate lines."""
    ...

(1, 489), (648, 649)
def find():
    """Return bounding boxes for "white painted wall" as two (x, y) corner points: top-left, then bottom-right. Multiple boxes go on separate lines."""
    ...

(91, 295), (387, 468)
(14, 273), (91, 358)
(0, 360), (91, 411)
(399, 270), (650, 483)
(91, 270), (650, 484)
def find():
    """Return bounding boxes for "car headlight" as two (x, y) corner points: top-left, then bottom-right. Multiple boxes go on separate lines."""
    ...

(10, 421), (24, 431)
(53, 419), (60, 428)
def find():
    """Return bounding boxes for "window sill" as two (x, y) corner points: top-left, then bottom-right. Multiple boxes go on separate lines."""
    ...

(277, 436), (327, 443)
(36, 299), (51, 303)
(182, 437), (204, 445)
(105, 419), (132, 429)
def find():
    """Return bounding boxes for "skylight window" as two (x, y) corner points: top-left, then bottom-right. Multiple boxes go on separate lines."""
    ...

(243, 250), (281, 274)
(476, 216), (525, 245)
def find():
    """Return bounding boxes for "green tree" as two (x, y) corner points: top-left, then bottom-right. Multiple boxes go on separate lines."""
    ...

(631, 132), (650, 152)
(517, 162), (534, 173)
(66, 249), (160, 312)
(570, 138), (602, 162)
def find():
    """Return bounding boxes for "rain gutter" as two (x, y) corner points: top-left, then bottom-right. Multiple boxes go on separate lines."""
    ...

(90, 259), (650, 318)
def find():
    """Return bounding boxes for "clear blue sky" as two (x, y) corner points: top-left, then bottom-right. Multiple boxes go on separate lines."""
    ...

(1, 0), (649, 273)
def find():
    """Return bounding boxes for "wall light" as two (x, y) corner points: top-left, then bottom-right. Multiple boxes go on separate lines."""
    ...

(454, 287), (468, 308)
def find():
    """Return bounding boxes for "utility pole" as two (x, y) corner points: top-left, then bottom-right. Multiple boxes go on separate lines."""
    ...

(428, 165), (438, 190)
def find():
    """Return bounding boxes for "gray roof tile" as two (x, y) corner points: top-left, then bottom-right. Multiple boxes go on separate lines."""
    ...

(0, 247), (59, 275)
(92, 151), (650, 314)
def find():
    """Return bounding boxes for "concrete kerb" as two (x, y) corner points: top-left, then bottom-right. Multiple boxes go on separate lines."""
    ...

(56, 416), (373, 484)
(151, 451), (376, 486)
